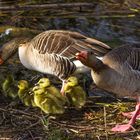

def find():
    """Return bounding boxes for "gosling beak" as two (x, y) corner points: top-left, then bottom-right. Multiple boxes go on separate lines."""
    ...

(35, 83), (39, 86)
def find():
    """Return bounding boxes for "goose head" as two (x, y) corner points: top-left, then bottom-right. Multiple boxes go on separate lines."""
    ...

(0, 37), (30, 64)
(76, 51), (105, 73)
(76, 51), (98, 68)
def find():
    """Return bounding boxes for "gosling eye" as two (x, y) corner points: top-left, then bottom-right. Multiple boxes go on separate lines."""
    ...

(67, 79), (71, 83)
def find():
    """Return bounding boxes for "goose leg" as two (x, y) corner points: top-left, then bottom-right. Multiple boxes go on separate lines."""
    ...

(122, 111), (140, 119)
(60, 80), (66, 96)
(122, 97), (140, 119)
(111, 103), (140, 132)
(122, 111), (135, 118)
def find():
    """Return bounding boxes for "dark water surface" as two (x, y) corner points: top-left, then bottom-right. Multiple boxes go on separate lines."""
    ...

(0, 0), (140, 47)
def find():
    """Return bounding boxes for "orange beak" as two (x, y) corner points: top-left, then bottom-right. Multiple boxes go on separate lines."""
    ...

(0, 50), (3, 64)
(75, 51), (88, 60)
(0, 58), (3, 65)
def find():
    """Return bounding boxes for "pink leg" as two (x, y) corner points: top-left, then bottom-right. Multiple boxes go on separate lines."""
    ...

(111, 103), (140, 132)
(60, 80), (66, 96)
(122, 111), (140, 119)
(122, 111), (135, 118)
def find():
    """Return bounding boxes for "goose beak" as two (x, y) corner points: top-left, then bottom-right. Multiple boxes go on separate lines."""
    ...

(0, 50), (4, 65)
(75, 51), (88, 60)
(0, 58), (4, 65)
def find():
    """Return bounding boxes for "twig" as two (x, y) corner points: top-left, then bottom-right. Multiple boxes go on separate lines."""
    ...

(0, 129), (21, 133)
(130, 125), (137, 131)
(0, 121), (40, 133)
(50, 119), (98, 133)
(79, 126), (96, 132)
(0, 3), (95, 11)
(0, 107), (40, 119)
(10, 108), (39, 118)
(103, 106), (109, 140)
(108, 129), (137, 135)
(69, 129), (79, 133)
(28, 130), (35, 140)
(104, 106), (107, 129)
(96, 135), (101, 140)
(0, 138), (11, 140)
(0, 107), (8, 112)
(50, 120), (94, 129)
(22, 120), (41, 131)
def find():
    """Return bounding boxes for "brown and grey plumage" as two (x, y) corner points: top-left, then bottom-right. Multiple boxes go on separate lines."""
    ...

(0, 37), (31, 63)
(76, 45), (140, 97)
(76, 45), (140, 132)
(0, 30), (111, 94)
(18, 30), (111, 80)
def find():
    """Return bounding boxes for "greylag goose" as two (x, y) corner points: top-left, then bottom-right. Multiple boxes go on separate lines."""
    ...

(0, 30), (111, 95)
(76, 45), (140, 132)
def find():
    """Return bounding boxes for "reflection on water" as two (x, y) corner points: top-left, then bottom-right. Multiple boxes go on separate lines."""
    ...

(0, 28), (12, 38)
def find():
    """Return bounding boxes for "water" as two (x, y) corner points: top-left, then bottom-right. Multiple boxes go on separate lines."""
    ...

(0, 0), (140, 46)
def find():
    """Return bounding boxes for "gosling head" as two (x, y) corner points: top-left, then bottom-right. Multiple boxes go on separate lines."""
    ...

(66, 76), (79, 87)
(37, 78), (51, 88)
(18, 80), (29, 90)
(33, 87), (46, 95)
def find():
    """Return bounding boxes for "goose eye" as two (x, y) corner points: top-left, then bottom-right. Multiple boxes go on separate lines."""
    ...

(0, 50), (2, 56)
(89, 51), (93, 55)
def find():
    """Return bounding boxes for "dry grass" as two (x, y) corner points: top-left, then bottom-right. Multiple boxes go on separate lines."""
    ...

(0, 95), (140, 140)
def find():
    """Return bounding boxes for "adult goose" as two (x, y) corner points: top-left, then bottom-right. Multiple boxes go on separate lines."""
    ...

(0, 30), (111, 95)
(76, 45), (140, 132)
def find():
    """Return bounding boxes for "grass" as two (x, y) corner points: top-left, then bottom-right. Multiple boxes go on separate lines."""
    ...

(0, 92), (139, 139)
